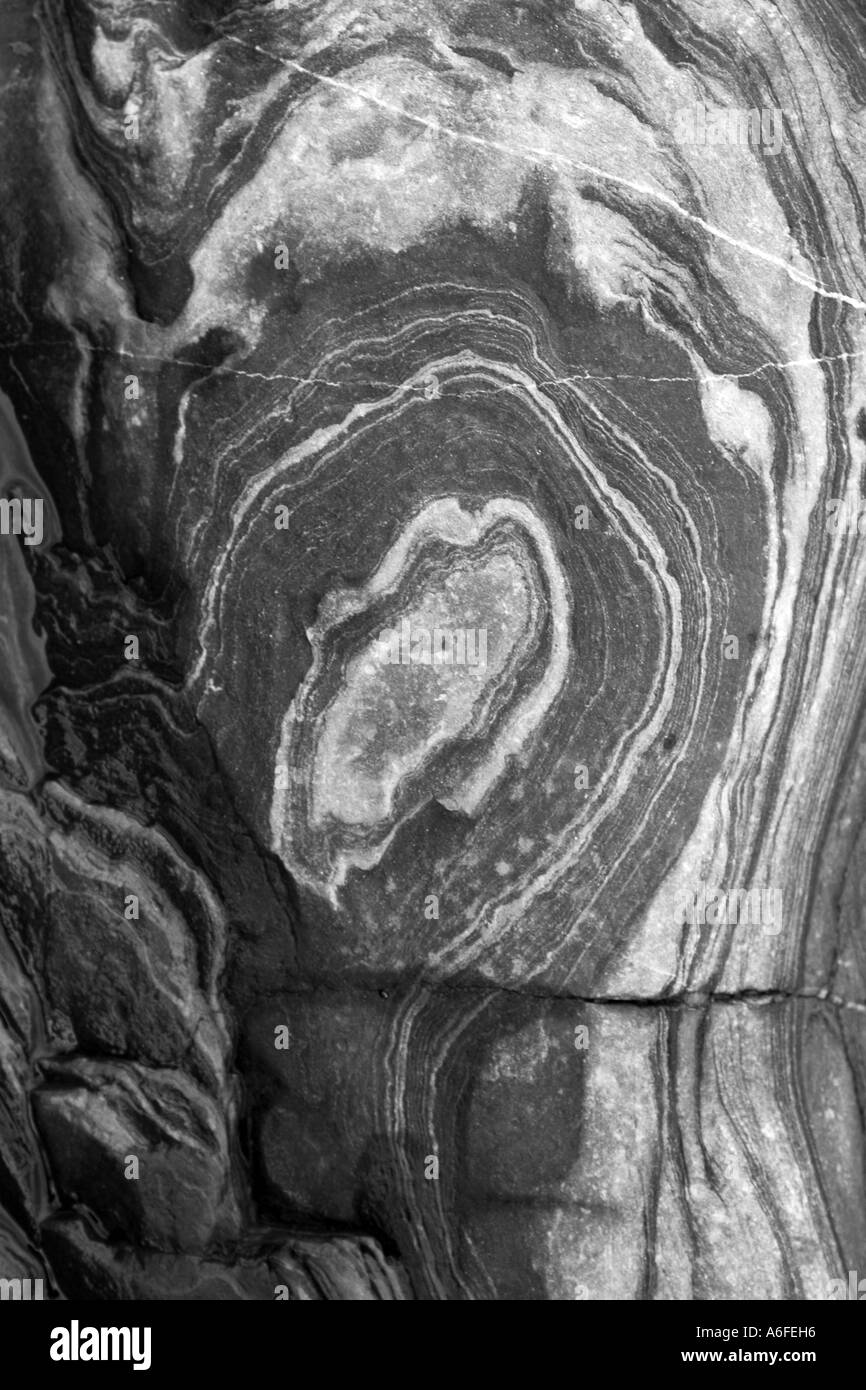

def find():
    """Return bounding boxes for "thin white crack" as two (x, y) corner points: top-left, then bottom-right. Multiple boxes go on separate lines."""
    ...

(6, 338), (863, 398)
(221, 33), (866, 315)
(109, 343), (866, 393)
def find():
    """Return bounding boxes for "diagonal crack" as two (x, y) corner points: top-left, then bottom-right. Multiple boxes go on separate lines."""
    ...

(219, 33), (866, 314)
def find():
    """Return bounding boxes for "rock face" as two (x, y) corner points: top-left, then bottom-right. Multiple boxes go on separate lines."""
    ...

(0, 0), (865, 1300)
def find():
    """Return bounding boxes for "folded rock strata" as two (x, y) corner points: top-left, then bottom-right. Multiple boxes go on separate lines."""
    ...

(0, 0), (865, 1299)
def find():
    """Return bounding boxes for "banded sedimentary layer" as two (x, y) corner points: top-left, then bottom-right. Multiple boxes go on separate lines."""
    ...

(1, 0), (865, 1299)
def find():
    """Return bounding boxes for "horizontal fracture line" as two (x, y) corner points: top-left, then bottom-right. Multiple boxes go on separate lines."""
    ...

(263, 976), (866, 1012)
(107, 343), (866, 390)
(6, 335), (864, 397)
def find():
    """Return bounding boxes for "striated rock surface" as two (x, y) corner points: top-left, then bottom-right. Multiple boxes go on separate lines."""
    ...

(0, 0), (865, 1299)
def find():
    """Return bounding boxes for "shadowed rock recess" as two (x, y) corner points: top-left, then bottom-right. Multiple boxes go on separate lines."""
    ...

(1, 0), (865, 1303)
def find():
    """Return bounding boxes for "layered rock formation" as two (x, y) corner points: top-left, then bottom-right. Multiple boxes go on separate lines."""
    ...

(1, 0), (865, 1299)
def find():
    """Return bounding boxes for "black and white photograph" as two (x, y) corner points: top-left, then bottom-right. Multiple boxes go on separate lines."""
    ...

(0, 0), (865, 1347)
